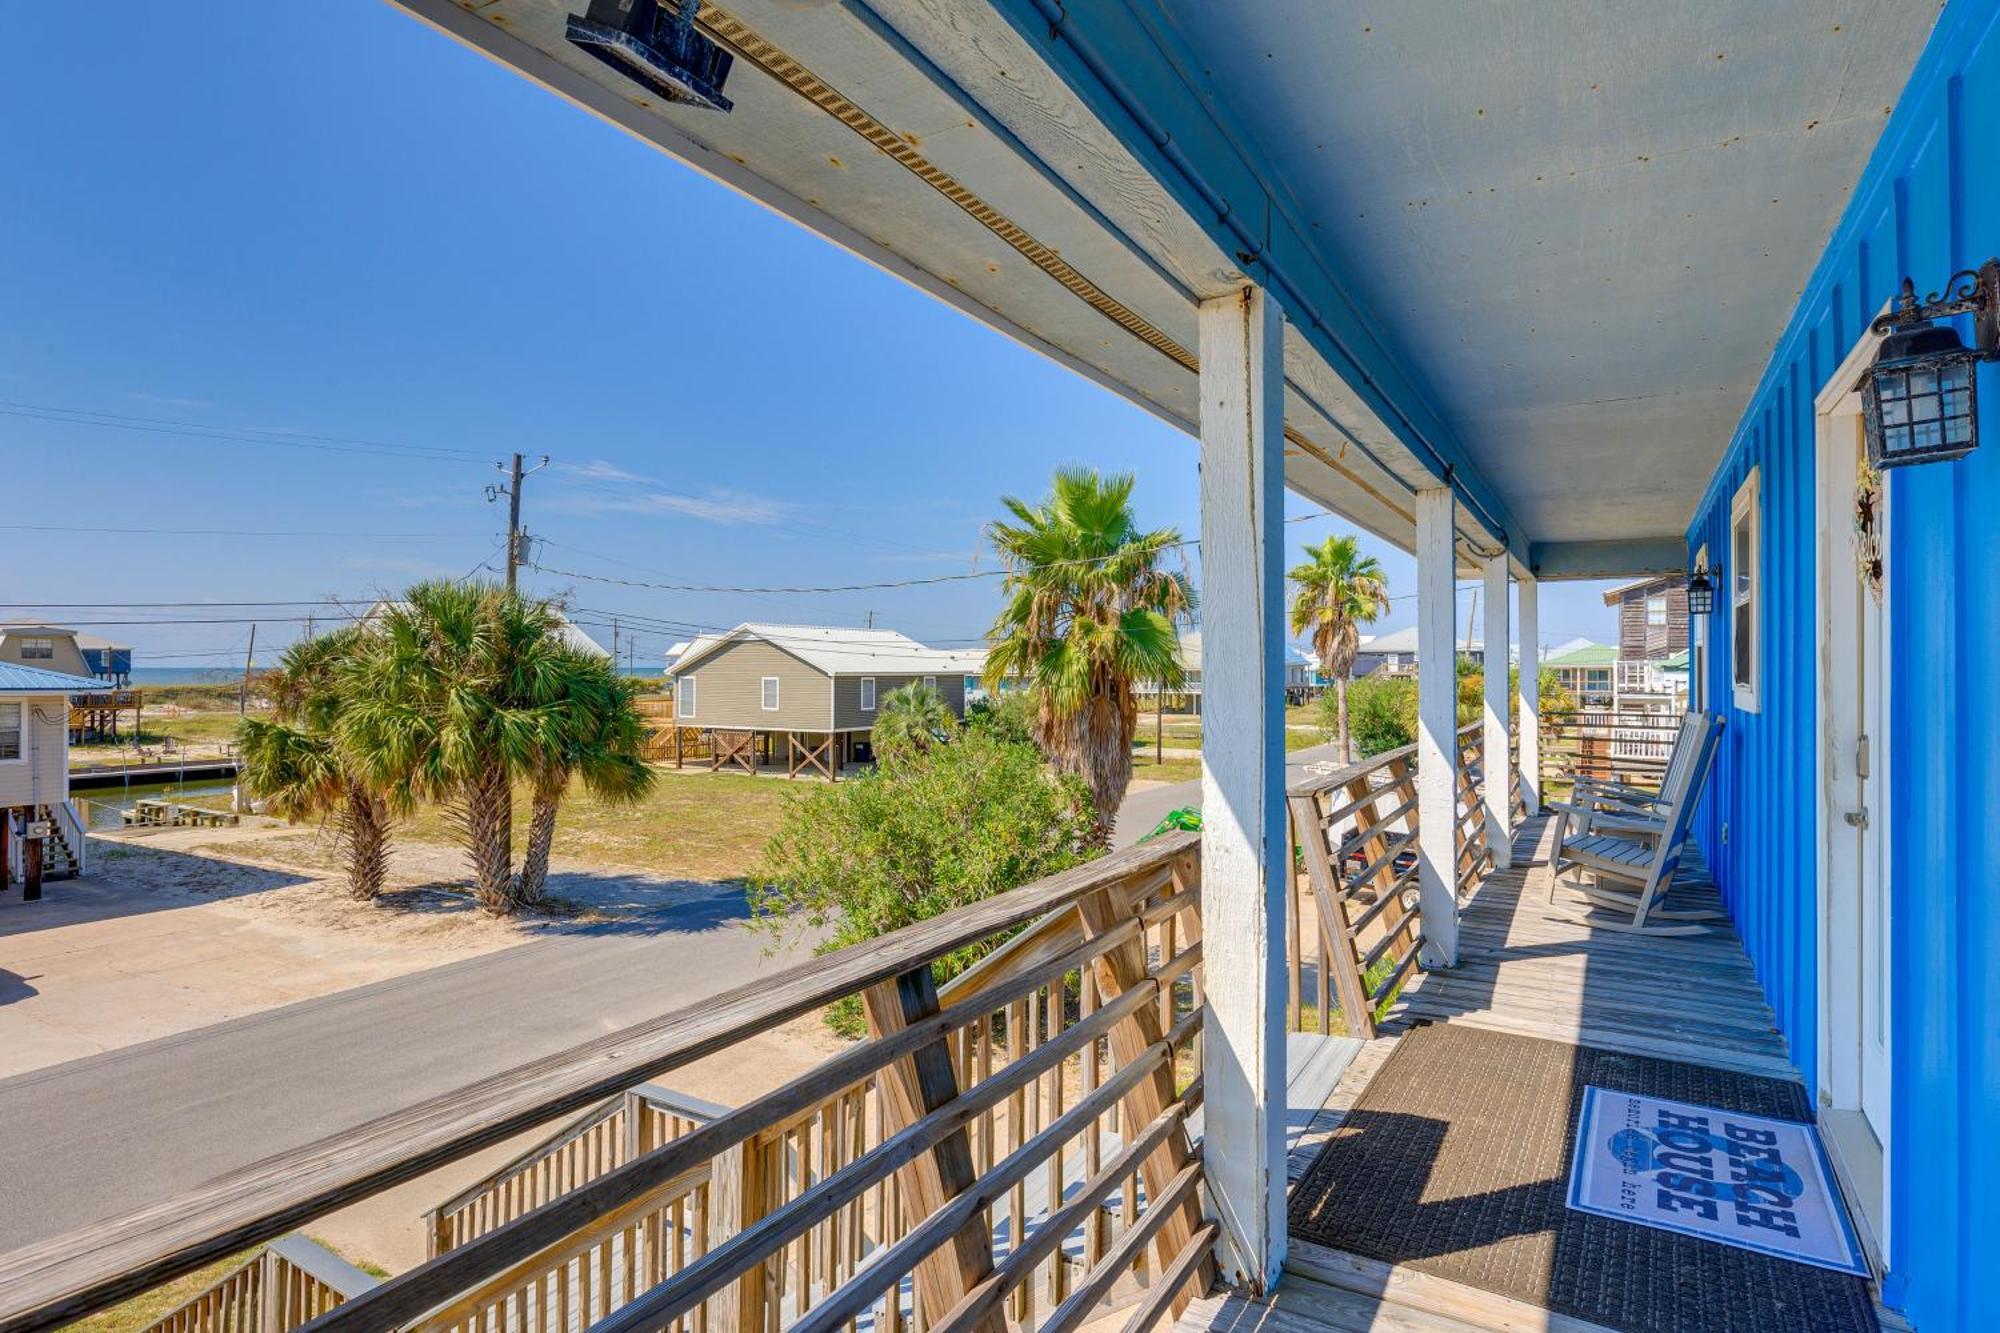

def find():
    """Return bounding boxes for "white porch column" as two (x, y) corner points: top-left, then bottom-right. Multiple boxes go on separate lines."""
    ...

(1196, 284), (1287, 1293)
(1517, 575), (1541, 814)
(1415, 487), (1461, 968)
(1481, 554), (1513, 869)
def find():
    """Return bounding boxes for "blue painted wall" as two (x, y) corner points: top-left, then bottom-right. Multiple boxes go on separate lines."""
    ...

(1686, 3), (2000, 1323)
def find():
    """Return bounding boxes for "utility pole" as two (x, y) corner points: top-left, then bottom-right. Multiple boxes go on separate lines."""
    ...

(488, 452), (550, 592)
(611, 617), (621, 668)
(239, 624), (257, 716)
(865, 609), (875, 630)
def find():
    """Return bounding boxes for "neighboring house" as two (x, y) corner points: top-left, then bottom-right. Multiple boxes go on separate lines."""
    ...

(1357, 625), (1492, 677)
(0, 661), (98, 894)
(1542, 642), (1618, 705)
(666, 624), (967, 776)
(1, 625), (139, 742)
(1600, 575), (1689, 695)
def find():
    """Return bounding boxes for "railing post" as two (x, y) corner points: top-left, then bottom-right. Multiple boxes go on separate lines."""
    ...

(258, 1247), (282, 1333)
(1195, 283), (1288, 1293)
(1481, 555), (1513, 869)
(861, 966), (996, 1330)
(1415, 487), (1461, 967)
(1517, 575), (1541, 814)
(706, 1138), (773, 1333)
(1076, 868), (1211, 1311)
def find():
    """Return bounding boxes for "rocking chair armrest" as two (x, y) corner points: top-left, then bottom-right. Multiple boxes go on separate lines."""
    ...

(1581, 811), (1667, 838)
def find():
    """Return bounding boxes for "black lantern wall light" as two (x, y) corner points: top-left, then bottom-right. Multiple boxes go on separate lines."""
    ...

(1861, 259), (2000, 468)
(1686, 561), (1716, 617)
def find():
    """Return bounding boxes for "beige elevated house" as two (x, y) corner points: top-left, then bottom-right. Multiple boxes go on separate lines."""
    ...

(667, 623), (967, 777)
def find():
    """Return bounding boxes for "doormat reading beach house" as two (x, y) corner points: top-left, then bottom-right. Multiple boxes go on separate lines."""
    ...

(1568, 1086), (1870, 1276)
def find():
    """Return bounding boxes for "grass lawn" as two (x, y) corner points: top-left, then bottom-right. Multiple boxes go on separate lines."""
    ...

(390, 769), (793, 884)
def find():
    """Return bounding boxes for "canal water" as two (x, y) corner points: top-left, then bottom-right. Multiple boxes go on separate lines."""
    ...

(70, 779), (239, 831)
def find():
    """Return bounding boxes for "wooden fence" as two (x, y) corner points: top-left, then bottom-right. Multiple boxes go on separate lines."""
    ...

(0, 836), (1212, 1333)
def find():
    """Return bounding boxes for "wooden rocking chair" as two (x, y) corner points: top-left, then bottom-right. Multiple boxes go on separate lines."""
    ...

(1547, 712), (1724, 935)
(1548, 709), (1700, 878)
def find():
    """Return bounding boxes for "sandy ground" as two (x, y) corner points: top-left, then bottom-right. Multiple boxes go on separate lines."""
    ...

(309, 1013), (851, 1273)
(0, 822), (769, 1078)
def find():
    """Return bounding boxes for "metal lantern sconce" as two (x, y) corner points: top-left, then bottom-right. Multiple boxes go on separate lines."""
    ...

(568, 0), (735, 112)
(1686, 562), (1716, 617)
(1860, 259), (2000, 469)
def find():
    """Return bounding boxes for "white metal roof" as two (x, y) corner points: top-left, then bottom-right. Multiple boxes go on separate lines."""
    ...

(669, 624), (967, 678)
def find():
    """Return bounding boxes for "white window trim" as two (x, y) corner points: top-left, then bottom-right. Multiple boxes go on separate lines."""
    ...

(20, 637), (53, 661)
(761, 676), (780, 711)
(0, 700), (25, 765)
(677, 676), (697, 719)
(922, 675), (937, 691)
(1730, 471), (1761, 714)
(1693, 542), (1709, 713)
(859, 677), (876, 712)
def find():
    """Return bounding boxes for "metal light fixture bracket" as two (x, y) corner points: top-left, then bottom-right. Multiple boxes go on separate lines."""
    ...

(1870, 258), (2000, 352)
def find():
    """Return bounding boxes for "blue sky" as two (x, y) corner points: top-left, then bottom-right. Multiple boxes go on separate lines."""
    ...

(0, 2), (1620, 672)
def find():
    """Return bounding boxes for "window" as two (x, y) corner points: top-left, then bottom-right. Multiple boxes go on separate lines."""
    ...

(761, 676), (780, 711)
(20, 638), (52, 661)
(859, 677), (876, 711)
(1646, 594), (1668, 628)
(677, 676), (697, 718)
(923, 675), (937, 691)
(0, 703), (19, 761)
(1729, 471), (1760, 712)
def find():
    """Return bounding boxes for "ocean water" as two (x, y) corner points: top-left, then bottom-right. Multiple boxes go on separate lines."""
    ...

(127, 667), (249, 687)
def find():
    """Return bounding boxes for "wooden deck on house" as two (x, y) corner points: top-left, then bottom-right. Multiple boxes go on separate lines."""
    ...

(1181, 815), (1816, 1333)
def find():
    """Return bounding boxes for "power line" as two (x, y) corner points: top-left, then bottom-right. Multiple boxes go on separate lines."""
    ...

(0, 523), (468, 539)
(0, 598), (371, 609)
(0, 399), (489, 462)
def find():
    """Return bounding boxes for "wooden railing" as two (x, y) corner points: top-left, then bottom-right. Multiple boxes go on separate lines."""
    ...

(139, 1236), (379, 1333)
(0, 835), (1212, 1333)
(423, 1086), (724, 1260)
(1540, 707), (1682, 791)
(1285, 724), (1515, 1040)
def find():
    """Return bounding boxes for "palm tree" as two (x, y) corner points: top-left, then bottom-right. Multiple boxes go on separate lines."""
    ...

(517, 648), (656, 904)
(1288, 534), (1391, 763)
(341, 581), (567, 914)
(984, 467), (1192, 836)
(236, 628), (392, 901)
(871, 682), (958, 765)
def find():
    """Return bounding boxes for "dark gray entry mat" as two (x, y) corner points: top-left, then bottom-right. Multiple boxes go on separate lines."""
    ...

(1286, 1022), (1877, 1332)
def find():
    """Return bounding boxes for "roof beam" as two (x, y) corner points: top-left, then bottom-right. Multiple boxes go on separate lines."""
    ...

(1528, 538), (1688, 581)
(983, 0), (1528, 566)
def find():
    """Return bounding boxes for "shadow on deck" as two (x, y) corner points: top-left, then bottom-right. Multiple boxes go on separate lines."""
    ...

(1178, 815), (1870, 1333)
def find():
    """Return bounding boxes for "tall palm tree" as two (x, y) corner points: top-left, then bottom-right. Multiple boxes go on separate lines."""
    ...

(871, 682), (958, 765)
(341, 581), (567, 914)
(1288, 534), (1391, 763)
(236, 628), (392, 900)
(984, 467), (1192, 836)
(517, 648), (656, 903)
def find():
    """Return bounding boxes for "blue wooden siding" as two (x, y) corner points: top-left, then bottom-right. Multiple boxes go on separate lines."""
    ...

(1685, 4), (2000, 1323)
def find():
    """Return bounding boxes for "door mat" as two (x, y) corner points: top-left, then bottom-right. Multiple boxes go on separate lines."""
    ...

(1569, 1086), (1869, 1276)
(1288, 1022), (1877, 1332)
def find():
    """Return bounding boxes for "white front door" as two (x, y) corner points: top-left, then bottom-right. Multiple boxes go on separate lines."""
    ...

(1819, 396), (1893, 1154)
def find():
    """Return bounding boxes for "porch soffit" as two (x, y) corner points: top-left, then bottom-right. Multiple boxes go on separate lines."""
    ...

(389, 0), (1511, 564)
(1131, 0), (1936, 544)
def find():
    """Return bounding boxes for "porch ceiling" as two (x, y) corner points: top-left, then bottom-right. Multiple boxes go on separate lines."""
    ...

(1140, 0), (1935, 543)
(389, 0), (1934, 571)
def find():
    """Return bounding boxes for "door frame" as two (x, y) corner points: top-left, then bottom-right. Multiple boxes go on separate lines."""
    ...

(1812, 317), (1894, 1262)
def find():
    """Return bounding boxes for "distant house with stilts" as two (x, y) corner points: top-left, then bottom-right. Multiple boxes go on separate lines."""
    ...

(665, 624), (966, 778)
(0, 661), (100, 899)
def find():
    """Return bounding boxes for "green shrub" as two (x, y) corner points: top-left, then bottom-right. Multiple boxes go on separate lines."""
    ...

(751, 732), (1097, 1034)
(1341, 676), (1419, 755)
(964, 691), (1035, 747)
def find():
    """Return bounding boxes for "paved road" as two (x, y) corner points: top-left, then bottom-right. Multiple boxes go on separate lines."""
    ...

(1, 749), (1349, 1254)
(1112, 739), (1348, 847)
(0, 887), (802, 1252)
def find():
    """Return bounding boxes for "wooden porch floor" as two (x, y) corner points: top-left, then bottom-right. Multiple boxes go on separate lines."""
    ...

(1183, 815), (1815, 1333)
